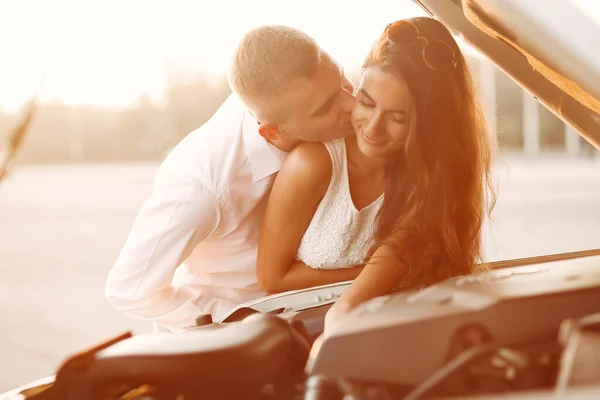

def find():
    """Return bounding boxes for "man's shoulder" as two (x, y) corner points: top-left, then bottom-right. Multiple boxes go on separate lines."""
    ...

(156, 94), (251, 189)
(187, 93), (249, 144)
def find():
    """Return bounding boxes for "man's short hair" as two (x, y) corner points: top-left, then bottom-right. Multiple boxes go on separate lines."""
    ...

(227, 25), (322, 118)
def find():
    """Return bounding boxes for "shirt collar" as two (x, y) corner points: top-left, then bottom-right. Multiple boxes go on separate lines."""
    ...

(242, 111), (287, 183)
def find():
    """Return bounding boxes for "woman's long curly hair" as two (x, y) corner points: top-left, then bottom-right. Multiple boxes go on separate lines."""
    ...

(366, 17), (497, 287)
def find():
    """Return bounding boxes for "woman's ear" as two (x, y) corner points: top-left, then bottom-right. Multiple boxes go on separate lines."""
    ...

(258, 121), (282, 141)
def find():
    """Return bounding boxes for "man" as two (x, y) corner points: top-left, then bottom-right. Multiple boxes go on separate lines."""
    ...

(105, 25), (358, 332)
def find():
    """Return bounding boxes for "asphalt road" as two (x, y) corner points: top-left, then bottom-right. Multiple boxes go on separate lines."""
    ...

(0, 156), (599, 392)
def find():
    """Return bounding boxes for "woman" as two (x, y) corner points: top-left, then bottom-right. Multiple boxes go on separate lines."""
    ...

(256, 17), (496, 329)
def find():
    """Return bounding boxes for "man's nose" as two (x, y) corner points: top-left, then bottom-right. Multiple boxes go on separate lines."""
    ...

(340, 88), (355, 113)
(342, 74), (354, 94)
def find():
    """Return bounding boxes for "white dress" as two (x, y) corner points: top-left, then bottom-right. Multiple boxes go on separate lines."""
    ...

(296, 138), (384, 269)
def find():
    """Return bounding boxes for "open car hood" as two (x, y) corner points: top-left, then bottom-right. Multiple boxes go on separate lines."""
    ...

(412, 0), (600, 150)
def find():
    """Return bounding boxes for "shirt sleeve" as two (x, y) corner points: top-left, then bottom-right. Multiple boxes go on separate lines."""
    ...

(105, 168), (222, 330)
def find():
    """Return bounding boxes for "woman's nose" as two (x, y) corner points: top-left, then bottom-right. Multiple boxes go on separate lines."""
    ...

(364, 115), (383, 137)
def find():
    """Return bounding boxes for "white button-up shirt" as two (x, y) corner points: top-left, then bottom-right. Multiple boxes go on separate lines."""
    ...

(105, 94), (287, 332)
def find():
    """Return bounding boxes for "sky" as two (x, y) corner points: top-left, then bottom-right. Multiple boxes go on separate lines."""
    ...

(0, 0), (598, 111)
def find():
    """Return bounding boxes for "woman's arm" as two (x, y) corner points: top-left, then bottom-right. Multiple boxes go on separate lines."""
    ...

(325, 245), (406, 330)
(257, 142), (363, 294)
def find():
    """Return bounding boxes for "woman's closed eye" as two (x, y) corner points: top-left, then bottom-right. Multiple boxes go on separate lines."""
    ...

(358, 98), (375, 108)
(392, 115), (407, 124)
(358, 98), (407, 124)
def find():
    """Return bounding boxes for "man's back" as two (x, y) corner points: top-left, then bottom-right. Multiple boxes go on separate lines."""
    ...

(105, 94), (287, 332)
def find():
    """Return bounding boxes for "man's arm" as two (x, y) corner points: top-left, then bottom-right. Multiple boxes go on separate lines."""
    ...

(256, 142), (363, 294)
(105, 171), (221, 330)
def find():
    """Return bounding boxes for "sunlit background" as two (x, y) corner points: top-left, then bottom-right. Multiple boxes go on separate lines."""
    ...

(0, 0), (431, 110)
(0, 0), (599, 392)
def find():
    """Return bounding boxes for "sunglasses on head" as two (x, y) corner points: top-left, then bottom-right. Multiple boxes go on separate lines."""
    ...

(385, 20), (457, 72)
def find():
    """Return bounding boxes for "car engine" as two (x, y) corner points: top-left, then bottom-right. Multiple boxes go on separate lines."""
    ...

(21, 253), (600, 400)
(305, 254), (600, 398)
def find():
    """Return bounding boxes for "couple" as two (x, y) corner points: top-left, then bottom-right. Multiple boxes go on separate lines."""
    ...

(105, 17), (495, 333)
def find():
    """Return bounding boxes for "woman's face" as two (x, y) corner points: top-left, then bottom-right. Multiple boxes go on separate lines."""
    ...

(351, 66), (414, 159)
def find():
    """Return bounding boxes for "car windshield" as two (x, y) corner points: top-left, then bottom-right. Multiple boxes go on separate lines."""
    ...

(0, 0), (598, 394)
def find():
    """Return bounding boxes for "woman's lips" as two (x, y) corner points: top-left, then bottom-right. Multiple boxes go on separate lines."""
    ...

(361, 130), (383, 146)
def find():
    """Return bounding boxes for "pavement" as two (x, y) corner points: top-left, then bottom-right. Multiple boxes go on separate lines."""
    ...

(0, 156), (598, 392)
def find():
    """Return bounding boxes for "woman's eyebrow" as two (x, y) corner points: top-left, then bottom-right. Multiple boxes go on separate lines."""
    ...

(359, 88), (407, 115)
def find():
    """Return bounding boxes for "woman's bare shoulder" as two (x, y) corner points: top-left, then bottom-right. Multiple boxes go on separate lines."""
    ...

(278, 142), (333, 185)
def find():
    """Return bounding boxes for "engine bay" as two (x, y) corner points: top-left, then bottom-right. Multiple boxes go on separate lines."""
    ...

(14, 253), (600, 400)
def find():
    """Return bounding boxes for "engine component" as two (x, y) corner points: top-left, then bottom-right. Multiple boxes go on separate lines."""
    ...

(307, 255), (600, 391)
(28, 314), (311, 400)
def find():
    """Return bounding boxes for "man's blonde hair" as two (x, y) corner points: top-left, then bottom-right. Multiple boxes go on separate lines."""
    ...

(227, 25), (322, 118)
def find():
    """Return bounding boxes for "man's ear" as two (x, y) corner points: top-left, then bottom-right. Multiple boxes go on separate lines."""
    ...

(258, 121), (282, 141)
